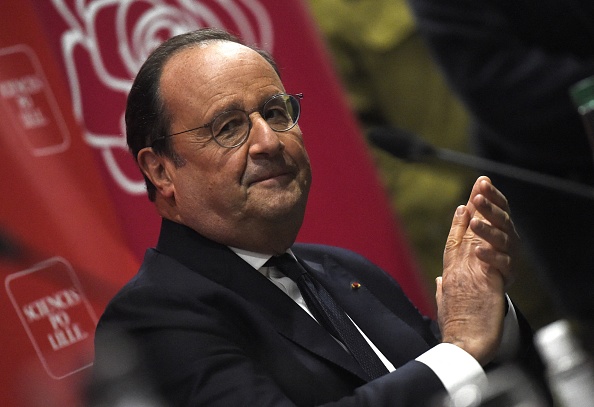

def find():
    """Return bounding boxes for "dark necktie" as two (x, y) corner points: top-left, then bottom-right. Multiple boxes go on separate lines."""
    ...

(266, 253), (388, 381)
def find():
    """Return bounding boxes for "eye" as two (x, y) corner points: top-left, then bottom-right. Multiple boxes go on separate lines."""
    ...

(211, 111), (249, 143)
(263, 104), (291, 128)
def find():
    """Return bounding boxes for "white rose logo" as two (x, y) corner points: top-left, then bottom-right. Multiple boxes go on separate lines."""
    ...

(51, 0), (273, 193)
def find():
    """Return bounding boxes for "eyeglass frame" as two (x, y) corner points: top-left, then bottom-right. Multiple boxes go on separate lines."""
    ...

(150, 92), (303, 149)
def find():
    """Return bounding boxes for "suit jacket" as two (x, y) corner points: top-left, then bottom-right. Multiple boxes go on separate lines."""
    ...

(94, 219), (537, 406)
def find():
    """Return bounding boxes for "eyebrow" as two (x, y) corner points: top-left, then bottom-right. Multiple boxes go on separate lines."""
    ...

(205, 93), (283, 121)
(209, 99), (240, 114)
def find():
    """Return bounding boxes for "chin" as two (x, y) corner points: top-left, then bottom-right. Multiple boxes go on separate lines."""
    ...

(255, 198), (307, 224)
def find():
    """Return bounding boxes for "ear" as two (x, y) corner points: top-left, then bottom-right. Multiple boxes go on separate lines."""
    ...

(137, 147), (175, 199)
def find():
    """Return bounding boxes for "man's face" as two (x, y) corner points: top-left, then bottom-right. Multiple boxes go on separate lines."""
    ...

(155, 41), (312, 253)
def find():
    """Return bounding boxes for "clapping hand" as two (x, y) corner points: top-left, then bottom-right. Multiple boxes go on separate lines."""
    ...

(437, 176), (520, 366)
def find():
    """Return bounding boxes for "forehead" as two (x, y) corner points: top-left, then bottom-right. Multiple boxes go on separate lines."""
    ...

(165, 40), (264, 73)
(159, 41), (282, 112)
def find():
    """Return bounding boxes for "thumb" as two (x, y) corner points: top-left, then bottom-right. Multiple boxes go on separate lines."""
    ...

(444, 205), (469, 260)
(435, 276), (443, 305)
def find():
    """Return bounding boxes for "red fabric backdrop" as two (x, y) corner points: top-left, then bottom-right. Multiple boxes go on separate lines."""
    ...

(0, 1), (432, 405)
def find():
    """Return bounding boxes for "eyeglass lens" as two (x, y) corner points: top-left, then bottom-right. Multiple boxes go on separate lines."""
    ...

(212, 94), (301, 147)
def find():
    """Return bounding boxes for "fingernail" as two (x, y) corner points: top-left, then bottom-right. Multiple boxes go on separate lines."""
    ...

(456, 206), (465, 216)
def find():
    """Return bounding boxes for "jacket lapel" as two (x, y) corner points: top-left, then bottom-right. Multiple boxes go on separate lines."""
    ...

(155, 219), (369, 381)
(300, 255), (433, 368)
(225, 264), (369, 380)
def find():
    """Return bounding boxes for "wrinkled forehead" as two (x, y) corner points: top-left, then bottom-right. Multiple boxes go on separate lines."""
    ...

(160, 41), (276, 90)
(159, 41), (282, 117)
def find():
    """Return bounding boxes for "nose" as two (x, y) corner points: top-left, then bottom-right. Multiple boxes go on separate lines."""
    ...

(247, 113), (284, 156)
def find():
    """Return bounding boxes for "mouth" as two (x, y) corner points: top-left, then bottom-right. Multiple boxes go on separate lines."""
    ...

(247, 170), (293, 187)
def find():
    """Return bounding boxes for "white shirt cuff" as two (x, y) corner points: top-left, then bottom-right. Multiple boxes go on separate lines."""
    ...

(416, 343), (488, 394)
(416, 295), (520, 396)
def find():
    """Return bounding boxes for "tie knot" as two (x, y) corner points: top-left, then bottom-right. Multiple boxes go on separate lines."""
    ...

(265, 253), (306, 281)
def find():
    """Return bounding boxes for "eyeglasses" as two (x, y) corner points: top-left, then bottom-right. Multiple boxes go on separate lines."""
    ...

(152, 93), (303, 149)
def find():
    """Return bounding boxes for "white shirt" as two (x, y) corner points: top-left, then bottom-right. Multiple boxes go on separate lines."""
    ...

(230, 247), (520, 396)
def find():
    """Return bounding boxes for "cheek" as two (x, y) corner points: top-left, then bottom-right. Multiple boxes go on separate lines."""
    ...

(286, 138), (311, 171)
(178, 155), (246, 204)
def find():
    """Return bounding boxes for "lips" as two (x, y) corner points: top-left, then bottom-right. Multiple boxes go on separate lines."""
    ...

(243, 161), (297, 187)
(246, 170), (292, 186)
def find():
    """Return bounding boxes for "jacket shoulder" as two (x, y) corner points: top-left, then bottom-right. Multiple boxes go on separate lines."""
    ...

(292, 243), (376, 268)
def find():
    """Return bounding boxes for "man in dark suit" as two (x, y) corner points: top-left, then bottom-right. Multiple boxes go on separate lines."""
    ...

(93, 28), (541, 406)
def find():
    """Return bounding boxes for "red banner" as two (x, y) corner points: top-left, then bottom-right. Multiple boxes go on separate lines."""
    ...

(0, 1), (431, 405)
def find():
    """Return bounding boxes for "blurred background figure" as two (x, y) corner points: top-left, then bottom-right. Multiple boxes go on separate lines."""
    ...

(307, 0), (471, 285)
(306, 0), (559, 328)
(403, 0), (594, 325)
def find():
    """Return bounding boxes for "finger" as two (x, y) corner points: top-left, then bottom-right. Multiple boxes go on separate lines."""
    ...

(474, 244), (512, 274)
(474, 247), (515, 288)
(472, 194), (516, 236)
(469, 206), (518, 291)
(435, 276), (443, 305)
(476, 178), (510, 214)
(470, 213), (511, 252)
(444, 205), (470, 254)
(471, 200), (520, 270)
(465, 176), (492, 218)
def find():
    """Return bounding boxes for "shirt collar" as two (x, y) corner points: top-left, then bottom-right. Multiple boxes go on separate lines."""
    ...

(229, 247), (294, 271)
